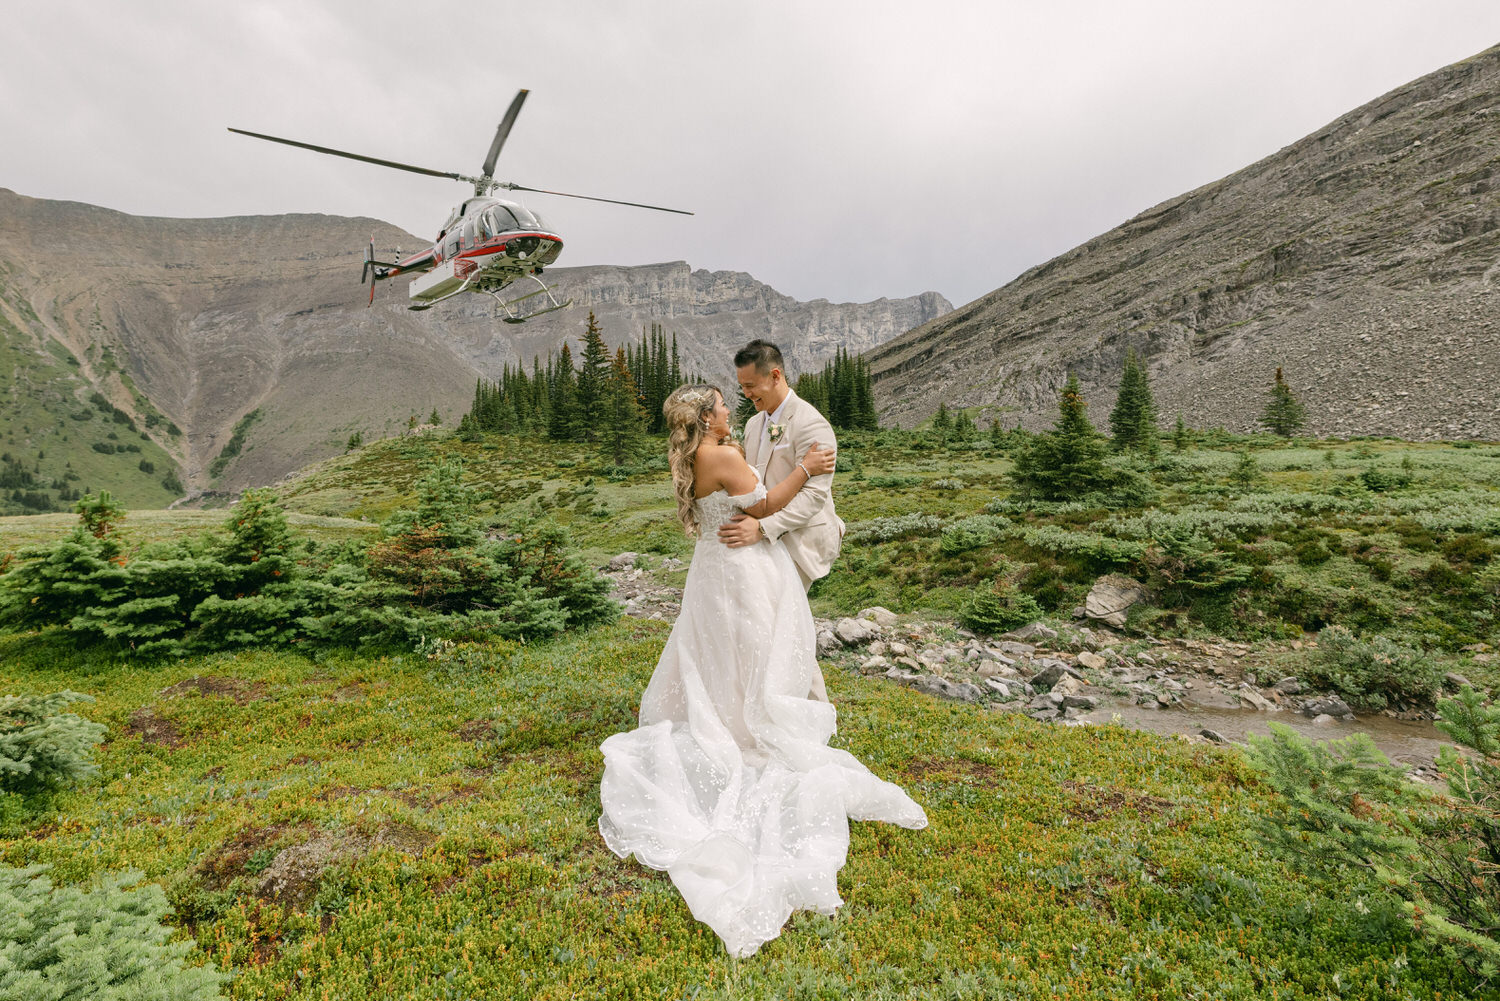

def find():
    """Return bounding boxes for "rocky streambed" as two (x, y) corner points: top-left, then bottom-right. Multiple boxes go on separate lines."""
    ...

(600, 554), (1467, 779)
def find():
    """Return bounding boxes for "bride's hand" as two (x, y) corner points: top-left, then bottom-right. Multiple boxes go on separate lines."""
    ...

(799, 444), (836, 478)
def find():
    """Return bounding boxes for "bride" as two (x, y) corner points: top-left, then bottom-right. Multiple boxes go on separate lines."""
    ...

(598, 384), (928, 958)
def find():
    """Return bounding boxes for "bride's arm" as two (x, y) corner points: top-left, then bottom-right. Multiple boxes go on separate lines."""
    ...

(737, 445), (835, 518)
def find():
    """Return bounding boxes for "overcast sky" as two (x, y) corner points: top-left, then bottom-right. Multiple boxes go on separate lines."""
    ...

(3, 2), (1497, 308)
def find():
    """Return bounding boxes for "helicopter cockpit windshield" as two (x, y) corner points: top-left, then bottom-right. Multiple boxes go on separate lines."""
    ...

(486, 203), (544, 233)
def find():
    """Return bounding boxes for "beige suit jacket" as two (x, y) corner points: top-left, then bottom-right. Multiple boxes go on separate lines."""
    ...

(743, 389), (844, 584)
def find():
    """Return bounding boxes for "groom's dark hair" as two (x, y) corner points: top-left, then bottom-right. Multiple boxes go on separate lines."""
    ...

(734, 340), (785, 375)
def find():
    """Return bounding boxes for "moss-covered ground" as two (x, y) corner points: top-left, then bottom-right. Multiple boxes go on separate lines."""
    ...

(0, 625), (1472, 999)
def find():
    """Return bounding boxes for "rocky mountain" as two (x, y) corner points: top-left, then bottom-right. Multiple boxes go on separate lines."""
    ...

(868, 44), (1500, 439)
(0, 189), (949, 498)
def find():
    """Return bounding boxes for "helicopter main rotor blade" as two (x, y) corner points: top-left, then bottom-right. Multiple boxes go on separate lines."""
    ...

(499, 182), (694, 215)
(228, 128), (462, 182)
(481, 90), (529, 178)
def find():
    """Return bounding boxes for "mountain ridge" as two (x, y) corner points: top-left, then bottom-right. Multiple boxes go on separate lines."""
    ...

(867, 44), (1500, 439)
(0, 189), (950, 498)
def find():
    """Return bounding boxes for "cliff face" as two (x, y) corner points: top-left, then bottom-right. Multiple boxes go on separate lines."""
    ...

(868, 45), (1500, 439)
(0, 190), (949, 492)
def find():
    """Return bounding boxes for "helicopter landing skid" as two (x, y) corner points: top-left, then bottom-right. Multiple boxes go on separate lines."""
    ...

(488, 274), (572, 324)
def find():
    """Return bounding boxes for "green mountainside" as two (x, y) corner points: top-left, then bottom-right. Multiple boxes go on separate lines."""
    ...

(0, 274), (178, 514)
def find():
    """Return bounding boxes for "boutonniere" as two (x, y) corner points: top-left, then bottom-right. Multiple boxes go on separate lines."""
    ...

(767, 421), (787, 444)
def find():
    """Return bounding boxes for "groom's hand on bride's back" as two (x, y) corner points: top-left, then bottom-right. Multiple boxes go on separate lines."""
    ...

(719, 514), (762, 548)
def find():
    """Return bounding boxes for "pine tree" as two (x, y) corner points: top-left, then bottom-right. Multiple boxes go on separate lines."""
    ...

(550, 343), (580, 441)
(575, 311), (611, 441)
(428, 407), (441, 426)
(932, 402), (952, 445)
(1109, 349), (1158, 451)
(1262, 367), (1307, 437)
(602, 347), (647, 465)
(1173, 413), (1190, 452)
(1010, 373), (1115, 499)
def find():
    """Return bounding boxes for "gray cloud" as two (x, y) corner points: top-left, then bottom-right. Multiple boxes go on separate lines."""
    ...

(4, 1), (1497, 307)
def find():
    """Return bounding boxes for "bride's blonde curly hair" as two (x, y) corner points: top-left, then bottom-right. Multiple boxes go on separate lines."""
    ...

(664, 383), (741, 536)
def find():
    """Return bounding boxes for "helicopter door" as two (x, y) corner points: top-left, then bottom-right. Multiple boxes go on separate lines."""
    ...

(462, 216), (478, 250)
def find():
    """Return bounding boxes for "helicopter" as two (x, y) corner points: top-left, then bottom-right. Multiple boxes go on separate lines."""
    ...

(229, 89), (692, 320)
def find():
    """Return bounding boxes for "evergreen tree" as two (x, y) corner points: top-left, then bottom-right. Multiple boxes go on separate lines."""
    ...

(989, 416), (1006, 450)
(932, 402), (952, 444)
(1173, 413), (1190, 452)
(575, 311), (611, 441)
(428, 407), (442, 426)
(1262, 367), (1307, 437)
(1109, 349), (1158, 452)
(1010, 373), (1116, 500)
(602, 347), (647, 465)
(549, 343), (580, 441)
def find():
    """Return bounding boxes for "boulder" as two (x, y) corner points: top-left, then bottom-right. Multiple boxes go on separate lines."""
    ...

(816, 628), (842, 657)
(858, 606), (899, 627)
(1235, 688), (1275, 712)
(1272, 677), (1303, 695)
(1052, 674), (1086, 697)
(1444, 671), (1474, 690)
(608, 552), (640, 571)
(1005, 622), (1058, 642)
(835, 617), (879, 645)
(1303, 696), (1354, 719)
(1199, 728), (1228, 743)
(1083, 575), (1148, 628)
(1076, 651), (1107, 671)
(1030, 661), (1085, 693)
(888, 670), (983, 703)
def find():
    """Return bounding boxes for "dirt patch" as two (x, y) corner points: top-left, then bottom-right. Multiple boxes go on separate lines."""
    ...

(904, 756), (1002, 783)
(125, 707), (183, 748)
(328, 684), (365, 703)
(1061, 780), (1173, 823)
(458, 719), (495, 742)
(159, 675), (268, 705)
(199, 823), (301, 889)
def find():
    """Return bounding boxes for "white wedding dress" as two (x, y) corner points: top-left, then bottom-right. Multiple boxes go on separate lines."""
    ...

(598, 475), (927, 958)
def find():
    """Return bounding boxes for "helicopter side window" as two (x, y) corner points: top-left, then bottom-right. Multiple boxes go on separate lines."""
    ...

(476, 212), (493, 241)
(463, 217), (478, 248)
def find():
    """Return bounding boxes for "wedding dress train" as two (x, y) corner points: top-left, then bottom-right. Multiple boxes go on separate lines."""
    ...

(598, 478), (927, 957)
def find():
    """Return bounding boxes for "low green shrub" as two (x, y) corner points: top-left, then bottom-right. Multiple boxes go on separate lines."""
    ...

(846, 512), (946, 544)
(957, 581), (1043, 635)
(0, 865), (224, 999)
(866, 473), (922, 488)
(1248, 687), (1500, 992)
(1303, 625), (1443, 709)
(0, 691), (106, 793)
(938, 514), (1010, 555)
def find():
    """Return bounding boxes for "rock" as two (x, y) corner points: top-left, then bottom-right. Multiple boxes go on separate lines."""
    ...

(1061, 693), (1097, 710)
(1303, 696), (1354, 719)
(835, 617), (879, 645)
(887, 641), (912, 658)
(1083, 575), (1148, 628)
(861, 655), (890, 672)
(1272, 677), (1303, 695)
(1136, 652), (1157, 666)
(858, 606), (898, 627)
(1235, 688), (1275, 712)
(1311, 713), (1338, 725)
(997, 641), (1036, 657)
(889, 671), (983, 703)
(1199, 728), (1228, 743)
(1004, 622), (1058, 642)
(816, 629), (842, 657)
(984, 677), (1026, 700)
(1444, 671), (1474, 690)
(1052, 674), (1086, 697)
(1029, 659), (1083, 692)
(609, 552), (639, 571)
(1076, 651), (1107, 670)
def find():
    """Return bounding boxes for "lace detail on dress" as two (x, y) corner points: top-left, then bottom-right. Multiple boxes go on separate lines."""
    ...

(598, 466), (926, 958)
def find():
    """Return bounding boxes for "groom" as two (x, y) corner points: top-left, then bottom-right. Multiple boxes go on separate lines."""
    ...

(719, 339), (844, 591)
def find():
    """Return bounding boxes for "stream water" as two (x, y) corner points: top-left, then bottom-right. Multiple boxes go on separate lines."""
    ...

(1077, 690), (1455, 777)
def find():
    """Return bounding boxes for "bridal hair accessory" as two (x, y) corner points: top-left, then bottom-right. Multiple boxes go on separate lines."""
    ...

(680, 387), (715, 407)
